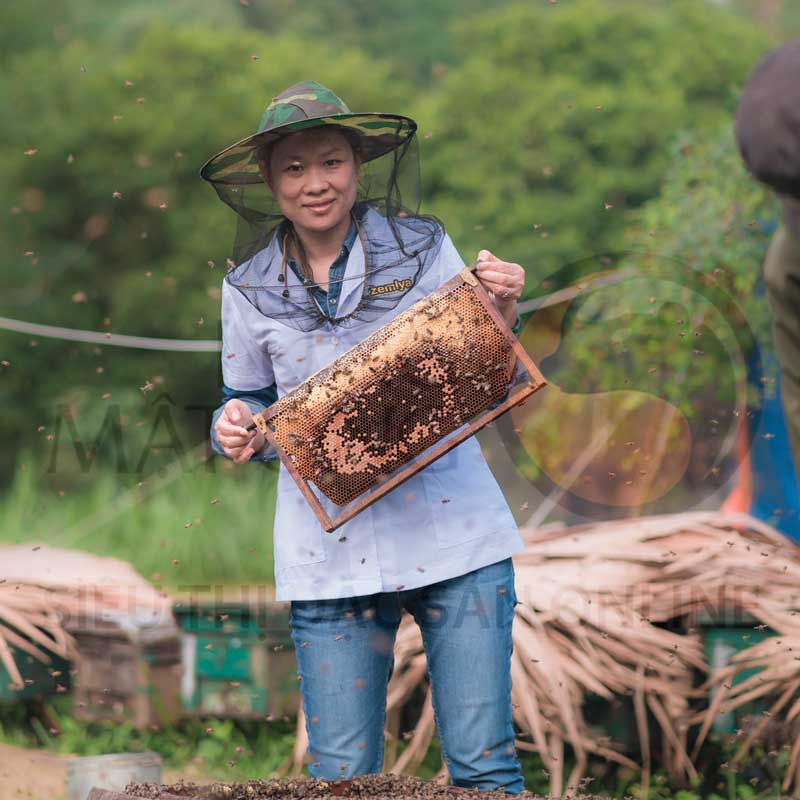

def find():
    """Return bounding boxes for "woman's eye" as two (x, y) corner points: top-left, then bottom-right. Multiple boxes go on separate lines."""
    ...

(324, 159), (342, 167)
(286, 164), (303, 173)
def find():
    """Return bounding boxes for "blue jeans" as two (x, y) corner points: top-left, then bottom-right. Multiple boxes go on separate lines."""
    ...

(289, 557), (524, 794)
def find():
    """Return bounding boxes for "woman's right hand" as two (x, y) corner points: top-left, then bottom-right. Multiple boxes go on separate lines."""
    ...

(214, 398), (266, 463)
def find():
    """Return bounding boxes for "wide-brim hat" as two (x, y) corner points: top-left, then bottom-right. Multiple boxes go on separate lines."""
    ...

(199, 80), (417, 187)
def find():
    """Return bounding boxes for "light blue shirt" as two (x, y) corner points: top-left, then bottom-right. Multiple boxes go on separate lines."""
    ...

(210, 208), (525, 601)
(282, 217), (358, 318)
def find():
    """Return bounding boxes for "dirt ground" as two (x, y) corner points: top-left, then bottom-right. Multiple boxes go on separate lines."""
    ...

(0, 744), (613, 800)
(0, 743), (67, 800)
(0, 743), (207, 800)
(125, 775), (600, 799)
(0, 749), (605, 800)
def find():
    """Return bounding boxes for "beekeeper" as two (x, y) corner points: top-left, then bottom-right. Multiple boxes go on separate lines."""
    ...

(201, 81), (527, 793)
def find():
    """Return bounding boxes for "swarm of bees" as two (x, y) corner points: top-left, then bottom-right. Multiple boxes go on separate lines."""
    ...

(258, 280), (515, 507)
(280, 511), (800, 797)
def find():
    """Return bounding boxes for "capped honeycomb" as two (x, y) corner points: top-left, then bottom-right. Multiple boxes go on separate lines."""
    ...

(251, 273), (517, 506)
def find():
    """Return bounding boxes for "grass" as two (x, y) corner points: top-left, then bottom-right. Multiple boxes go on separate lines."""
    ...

(0, 695), (297, 780)
(0, 451), (279, 588)
(0, 695), (597, 791)
(0, 697), (793, 798)
(0, 457), (795, 797)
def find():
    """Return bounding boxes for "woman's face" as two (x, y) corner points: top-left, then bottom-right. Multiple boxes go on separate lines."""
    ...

(259, 129), (360, 239)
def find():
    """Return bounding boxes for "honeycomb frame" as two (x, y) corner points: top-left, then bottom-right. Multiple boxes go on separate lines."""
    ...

(250, 267), (546, 531)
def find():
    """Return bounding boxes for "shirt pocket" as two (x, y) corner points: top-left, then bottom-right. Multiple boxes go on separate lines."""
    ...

(275, 526), (325, 572)
(424, 441), (507, 549)
(275, 527), (327, 569)
(273, 477), (329, 570)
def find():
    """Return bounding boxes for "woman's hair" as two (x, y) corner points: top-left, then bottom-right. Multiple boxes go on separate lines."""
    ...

(254, 125), (364, 172)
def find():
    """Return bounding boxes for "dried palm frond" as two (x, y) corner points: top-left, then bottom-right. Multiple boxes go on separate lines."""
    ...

(0, 544), (172, 691)
(511, 522), (707, 797)
(0, 544), (173, 619)
(515, 511), (800, 796)
(0, 585), (80, 690)
(283, 512), (800, 797)
(692, 625), (800, 794)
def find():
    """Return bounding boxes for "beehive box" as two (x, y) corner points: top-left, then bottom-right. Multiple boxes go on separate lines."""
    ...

(703, 623), (775, 734)
(173, 600), (298, 719)
(68, 618), (182, 729)
(582, 692), (640, 753)
(67, 752), (162, 800)
(692, 608), (776, 734)
(0, 649), (71, 701)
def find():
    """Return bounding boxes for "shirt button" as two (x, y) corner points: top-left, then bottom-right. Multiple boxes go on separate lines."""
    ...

(331, 298), (337, 305)
(331, 335), (340, 345)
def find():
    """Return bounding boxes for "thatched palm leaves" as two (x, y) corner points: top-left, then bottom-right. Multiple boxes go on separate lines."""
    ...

(0, 544), (173, 691)
(287, 512), (800, 797)
(0, 584), (78, 689)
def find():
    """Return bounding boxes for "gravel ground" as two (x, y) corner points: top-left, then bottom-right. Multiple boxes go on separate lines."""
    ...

(125, 775), (606, 799)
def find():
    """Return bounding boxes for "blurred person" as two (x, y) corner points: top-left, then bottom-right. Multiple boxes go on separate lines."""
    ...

(735, 39), (800, 477)
(200, 81), (526, 793)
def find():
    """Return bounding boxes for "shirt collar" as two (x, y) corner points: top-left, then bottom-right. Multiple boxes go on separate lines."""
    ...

(341, 219), (358, 255)
(278, 217), (358, 262)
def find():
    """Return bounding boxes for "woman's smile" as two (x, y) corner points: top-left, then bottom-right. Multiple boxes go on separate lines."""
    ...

(304, 198), (336, 215)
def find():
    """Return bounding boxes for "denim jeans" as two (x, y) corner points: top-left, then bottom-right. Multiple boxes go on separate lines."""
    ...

(289, 557), (524, 794)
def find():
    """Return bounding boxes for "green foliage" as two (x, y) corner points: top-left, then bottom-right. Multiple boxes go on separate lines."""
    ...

(628, 127), (779, 342)
(418, 0), (771, 280)
(0, 696), (297, 780)
(0, 19), (413, 485)
(0, 0), (242, 65)
(0, 0), (785, 562)
(0, 453), (277, 586)
(725, 0), (800, 40)
(238, 0), (511, 82)
(512, 126), (779, 514)
(539, 125), (778, 404)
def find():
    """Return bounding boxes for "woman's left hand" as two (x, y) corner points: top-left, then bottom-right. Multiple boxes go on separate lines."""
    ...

(474, 249), (525, 319)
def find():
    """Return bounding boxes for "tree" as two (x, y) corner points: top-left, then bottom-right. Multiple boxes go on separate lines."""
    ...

(508, 125), (778, 518)
(417, 0), (772, 283)
(0, 21), (412, 486)
(238, 0), (511, 83)
(0, 0), (242, 66)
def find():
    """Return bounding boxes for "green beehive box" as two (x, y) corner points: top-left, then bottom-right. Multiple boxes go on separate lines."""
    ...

(583, 692), (640, 753)
(0, 648), (71, 702)
(174, 601), (298, 719)
(701, 612), (775, 735)
(68, 619), (183, 729)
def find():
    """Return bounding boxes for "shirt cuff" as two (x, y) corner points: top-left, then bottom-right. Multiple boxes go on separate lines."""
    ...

(210, 399), (277, 463)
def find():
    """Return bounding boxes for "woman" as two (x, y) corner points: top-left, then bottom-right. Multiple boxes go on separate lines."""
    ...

(202, 81), (527, 793)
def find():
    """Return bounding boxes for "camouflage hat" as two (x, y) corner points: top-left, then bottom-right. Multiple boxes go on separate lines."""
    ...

(199, 80), (417, 186)
(735, 39), (800, 200)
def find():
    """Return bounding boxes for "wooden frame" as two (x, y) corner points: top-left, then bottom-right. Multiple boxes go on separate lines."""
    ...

(261, 268), (546, 532)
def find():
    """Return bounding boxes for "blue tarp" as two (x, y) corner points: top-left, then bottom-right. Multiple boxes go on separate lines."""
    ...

(746, 351), (800, 541)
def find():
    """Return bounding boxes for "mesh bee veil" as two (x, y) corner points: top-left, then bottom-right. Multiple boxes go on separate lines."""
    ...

(199, 82), (445, 333)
